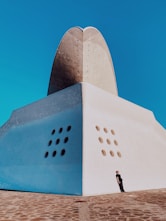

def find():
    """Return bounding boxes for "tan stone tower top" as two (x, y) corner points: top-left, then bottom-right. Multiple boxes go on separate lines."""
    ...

(47, 26), (118, 95)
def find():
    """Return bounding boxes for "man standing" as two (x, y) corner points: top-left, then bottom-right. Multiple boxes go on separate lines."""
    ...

(116, 170), (125, 192)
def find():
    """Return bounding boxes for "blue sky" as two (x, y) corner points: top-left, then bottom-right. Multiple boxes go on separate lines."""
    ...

(0, 0), (166, 128)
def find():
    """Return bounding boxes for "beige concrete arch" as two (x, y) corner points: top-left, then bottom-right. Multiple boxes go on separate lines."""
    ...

(47, 26), (118, 95)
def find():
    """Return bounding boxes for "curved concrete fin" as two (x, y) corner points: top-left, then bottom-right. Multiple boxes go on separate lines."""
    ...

(47, 26), (118, 95)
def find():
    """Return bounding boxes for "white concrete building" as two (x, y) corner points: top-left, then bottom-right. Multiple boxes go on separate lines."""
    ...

(0, 27), (165, 195)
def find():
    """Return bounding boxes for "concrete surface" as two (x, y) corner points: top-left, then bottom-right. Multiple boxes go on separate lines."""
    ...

(0, 83), (165, 196)
(82, 83), (166, 195)
(0, 84), (83, 195)
(0, 188), (165, 220)
(48, 27), (117, 95)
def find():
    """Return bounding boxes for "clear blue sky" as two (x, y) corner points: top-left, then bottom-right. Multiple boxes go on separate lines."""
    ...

(0, 0), (166, 128)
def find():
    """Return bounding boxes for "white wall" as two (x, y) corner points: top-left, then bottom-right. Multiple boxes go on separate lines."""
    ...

(82, 83), (166, 195)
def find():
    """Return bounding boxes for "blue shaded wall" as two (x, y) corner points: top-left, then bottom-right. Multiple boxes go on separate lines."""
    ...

(0, 84), (83, 195)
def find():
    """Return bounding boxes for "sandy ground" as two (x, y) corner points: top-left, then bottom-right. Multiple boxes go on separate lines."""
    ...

(0, 188), (165, 221)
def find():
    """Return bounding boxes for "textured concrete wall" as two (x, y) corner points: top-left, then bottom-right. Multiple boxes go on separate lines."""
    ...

(0, 84), (83, 195)
(48, 27), (118, 96)
(83, 27), (117, 95)
(0, 83), (165, 195)
(0, 84), (82, 136)
(82, 83), (166, 195)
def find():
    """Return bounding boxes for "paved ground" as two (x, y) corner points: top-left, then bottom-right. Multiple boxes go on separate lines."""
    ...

(0, 188), (165, 221)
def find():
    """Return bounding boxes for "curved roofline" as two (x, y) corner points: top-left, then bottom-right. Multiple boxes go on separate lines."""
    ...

(47, 26), (118, 95)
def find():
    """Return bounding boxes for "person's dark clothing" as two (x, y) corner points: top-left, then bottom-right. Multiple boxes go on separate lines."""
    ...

(116, 174), (125, 192)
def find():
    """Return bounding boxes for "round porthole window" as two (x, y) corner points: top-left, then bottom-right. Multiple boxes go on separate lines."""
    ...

(98, 137), (103, 143)
(61, 149), (66, 156)
(48, 140), (52, 146)
(64, 137), (69, 143)
(117, 151), (122, 158)
(67, 125), (71, 132)
(101, 149), (106, 156)
(95, 125), (100, 131)
(55, 138), (60, 145)
(52, 150), (57, 157)
(114, 140), (118, 146)
(111, 129), (115, 135)
(44, 152), (49, 158)
(103, 128), (108, 133)
(51, 129), (56, 135)
(59, 127), (63, 133)
(106, 139), (111, 145)
(110, 150), (114, 157)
